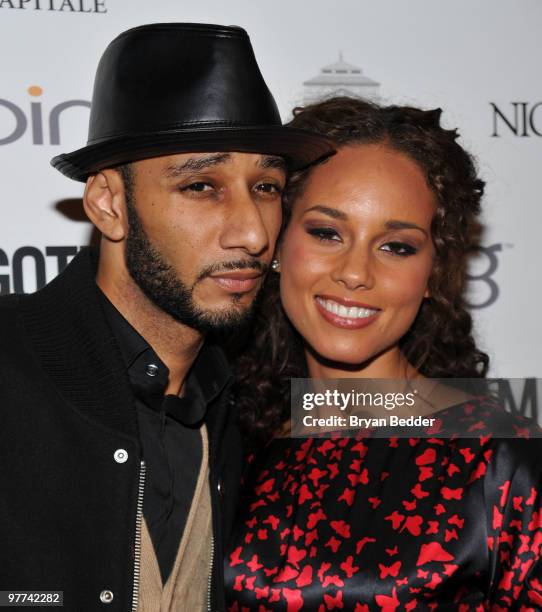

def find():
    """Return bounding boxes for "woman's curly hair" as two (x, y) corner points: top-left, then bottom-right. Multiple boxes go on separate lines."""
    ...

(233, 96), (489, 447)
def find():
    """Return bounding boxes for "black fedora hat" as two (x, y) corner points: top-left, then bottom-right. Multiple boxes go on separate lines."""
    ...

(51, 23), (334, 181)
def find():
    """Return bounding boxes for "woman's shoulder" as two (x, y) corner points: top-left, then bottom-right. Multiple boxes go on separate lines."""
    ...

(433, 395), (542, 491)
(432, 392), (541, 440)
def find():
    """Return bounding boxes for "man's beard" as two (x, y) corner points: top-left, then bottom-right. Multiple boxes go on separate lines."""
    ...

(124, 197), (265, 335)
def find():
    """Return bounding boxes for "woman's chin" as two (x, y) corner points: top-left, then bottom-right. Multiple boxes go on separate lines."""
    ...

(305, 341), (378, 372)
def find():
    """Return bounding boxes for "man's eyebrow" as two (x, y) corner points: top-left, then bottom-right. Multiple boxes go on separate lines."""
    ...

(259, 155), (287, 171)
(303, 205), (348, 220)
(385, 220), (427, 235)
(162, 153), (232, 178)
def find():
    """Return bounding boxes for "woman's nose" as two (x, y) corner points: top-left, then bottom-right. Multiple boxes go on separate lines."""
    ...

(330, 245), (375, 291)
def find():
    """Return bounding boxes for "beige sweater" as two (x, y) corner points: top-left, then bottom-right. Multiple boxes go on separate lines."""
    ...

(137, 426), (212, 611)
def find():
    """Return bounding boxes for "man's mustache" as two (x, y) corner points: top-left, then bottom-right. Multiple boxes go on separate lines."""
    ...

(195, 259), (268, 283)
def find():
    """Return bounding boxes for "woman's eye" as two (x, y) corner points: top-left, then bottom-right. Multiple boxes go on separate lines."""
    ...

(380, 241), (418, 256)
(307, 227), (341, 242)
(181, 182), (213, 193)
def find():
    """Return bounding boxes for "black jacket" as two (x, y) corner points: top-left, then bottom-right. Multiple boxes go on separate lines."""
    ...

(0, 249), (242, 611)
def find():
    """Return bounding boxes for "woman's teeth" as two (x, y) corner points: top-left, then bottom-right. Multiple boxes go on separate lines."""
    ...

(316, 297), (379, 319)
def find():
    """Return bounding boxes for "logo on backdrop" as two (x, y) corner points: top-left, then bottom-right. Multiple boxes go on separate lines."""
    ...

(0, 0), (106, 12)
(0, 246), (84, 295)
(0, 86), (90, 146)
(466, 244), (503, 309)
(303, 53), (380, 105)
(491, 102), (542, 137)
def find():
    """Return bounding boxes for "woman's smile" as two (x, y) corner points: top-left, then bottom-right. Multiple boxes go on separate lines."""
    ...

(314, 295), (381, 329)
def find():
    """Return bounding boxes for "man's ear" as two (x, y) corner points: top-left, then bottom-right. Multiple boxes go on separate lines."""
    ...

(83, 169), (128, 242)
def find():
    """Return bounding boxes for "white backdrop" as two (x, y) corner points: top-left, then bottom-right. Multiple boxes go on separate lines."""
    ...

(1, 0), (541, 379)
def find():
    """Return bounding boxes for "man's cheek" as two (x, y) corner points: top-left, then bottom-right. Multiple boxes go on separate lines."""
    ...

(268, 210), (283, 244)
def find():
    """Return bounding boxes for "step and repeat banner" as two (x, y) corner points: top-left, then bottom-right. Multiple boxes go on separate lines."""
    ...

(0, 0), (540, 380)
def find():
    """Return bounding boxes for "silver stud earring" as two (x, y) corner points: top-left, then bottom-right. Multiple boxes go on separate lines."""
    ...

(271, 259), (280, 272)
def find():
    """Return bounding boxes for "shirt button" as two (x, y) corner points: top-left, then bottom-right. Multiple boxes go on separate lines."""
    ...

(217, 479), (224, 497)
(99, 590), (114, 604)
(113, 449), (128, 464)
(146, 363), (159, 377)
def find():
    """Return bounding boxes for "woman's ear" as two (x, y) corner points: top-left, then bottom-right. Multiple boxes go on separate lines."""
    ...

(83, 169), (128, 242)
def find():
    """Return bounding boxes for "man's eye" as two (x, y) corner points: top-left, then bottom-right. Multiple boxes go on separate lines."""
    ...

(254, 182), (282, 194)
(181, 182), (213, 193)
(380, 241), (418, 256)
(307, 227), (341, 242)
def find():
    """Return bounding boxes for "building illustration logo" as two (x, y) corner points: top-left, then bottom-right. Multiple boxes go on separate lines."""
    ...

(303, 53), (380, 105)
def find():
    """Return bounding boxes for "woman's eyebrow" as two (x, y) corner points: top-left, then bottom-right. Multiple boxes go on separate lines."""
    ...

(303, 208), (428, 236)
(385, 220), (427, 235)
(303, 205), (348, 220)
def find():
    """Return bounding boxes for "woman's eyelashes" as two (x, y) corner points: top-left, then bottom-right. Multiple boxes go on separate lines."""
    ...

(380, 241), (419, 257)
(307, 226), (341, 242)
(306, 225), (419, 257)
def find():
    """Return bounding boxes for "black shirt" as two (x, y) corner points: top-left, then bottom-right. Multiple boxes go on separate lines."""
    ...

(100, 292), (232, 583)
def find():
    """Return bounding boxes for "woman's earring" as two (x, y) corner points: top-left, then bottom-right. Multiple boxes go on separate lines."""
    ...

(271, 259), (281, 272)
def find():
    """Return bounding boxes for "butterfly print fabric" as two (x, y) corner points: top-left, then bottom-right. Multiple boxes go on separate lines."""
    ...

(225, 398), (542, 610)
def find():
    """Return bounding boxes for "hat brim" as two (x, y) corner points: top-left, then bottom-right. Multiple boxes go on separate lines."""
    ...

(51, 126), (335, 181)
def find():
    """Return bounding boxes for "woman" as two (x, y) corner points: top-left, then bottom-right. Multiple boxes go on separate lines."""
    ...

(224, 98), (542, 610)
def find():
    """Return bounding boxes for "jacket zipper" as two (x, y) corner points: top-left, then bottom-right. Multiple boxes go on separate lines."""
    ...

(131, 460), (146, 612)
(207, 533), (214, 611)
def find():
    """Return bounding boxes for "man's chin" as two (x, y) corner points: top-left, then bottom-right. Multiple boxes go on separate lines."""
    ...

(176, 302), (254, 336)
(195, 302), (255, 332)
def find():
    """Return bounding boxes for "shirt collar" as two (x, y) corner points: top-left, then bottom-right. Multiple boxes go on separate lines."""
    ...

(99, 289), (232, 424)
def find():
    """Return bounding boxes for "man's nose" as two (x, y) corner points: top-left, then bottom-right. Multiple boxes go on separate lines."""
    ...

(219, 187), (274, 257)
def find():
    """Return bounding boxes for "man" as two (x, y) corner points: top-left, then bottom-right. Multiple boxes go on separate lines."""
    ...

(0, 23), (332, 611)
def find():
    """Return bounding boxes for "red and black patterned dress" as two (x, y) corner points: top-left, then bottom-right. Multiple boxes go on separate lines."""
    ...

(224, 398), (542, 610)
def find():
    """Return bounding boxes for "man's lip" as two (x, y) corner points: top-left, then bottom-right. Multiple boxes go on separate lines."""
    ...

(209, 271), (262, 293)
(210, 271), (262, 281)
(316, 294), (380, 310)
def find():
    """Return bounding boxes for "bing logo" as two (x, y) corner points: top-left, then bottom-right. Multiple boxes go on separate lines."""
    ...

(0, 86), (90, 145)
